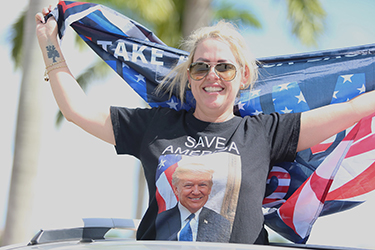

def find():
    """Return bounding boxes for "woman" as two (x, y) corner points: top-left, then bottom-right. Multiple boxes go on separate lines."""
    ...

(35, 6), (375, 245)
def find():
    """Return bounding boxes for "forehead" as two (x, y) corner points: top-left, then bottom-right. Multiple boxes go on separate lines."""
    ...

(193, 38), (236, 63)
(177, 171), (212, 182)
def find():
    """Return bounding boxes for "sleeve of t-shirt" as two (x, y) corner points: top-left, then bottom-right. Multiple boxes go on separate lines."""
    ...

(262, 112), (301, 164)
(110, 106), (158, 157)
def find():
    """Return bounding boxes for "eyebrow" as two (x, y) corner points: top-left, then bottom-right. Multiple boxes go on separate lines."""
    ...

(194, 58), (231, 63)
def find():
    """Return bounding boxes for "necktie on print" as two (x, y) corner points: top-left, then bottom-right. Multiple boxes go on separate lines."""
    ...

(179, 213), (195, 241)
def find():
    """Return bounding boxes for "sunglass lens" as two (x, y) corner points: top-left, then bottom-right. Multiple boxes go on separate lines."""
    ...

(215, 63), (236, 81)
(190, 62), (209, 80)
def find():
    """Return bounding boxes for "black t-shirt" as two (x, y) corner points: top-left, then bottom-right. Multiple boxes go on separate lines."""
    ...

(111, 106), (300, 244)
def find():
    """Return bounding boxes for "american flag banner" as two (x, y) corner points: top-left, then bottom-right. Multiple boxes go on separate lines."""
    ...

(49, 1), (375, 244)
(264, 113), (375, 243)
(48, 0), (192, 110)
(246, 45), (375, 243)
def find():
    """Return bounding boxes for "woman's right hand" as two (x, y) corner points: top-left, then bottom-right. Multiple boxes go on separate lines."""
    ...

(35, 5), (58, 46)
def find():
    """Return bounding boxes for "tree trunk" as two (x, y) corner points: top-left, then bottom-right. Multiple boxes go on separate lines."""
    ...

(182, 0), (212, 39)
(2, 0), (51, 245)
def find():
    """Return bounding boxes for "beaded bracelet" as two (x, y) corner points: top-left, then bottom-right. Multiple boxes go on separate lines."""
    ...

(46, 59), (65, 69)
(44, 60), (67, 82)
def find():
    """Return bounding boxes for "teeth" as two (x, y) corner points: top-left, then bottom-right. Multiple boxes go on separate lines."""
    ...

(204, 86), (223, 92)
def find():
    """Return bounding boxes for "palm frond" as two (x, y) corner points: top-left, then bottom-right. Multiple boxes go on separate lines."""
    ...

(214, 2), (261, 29)
(286, 0), (326, 47)
(10, 11), (26, 69)
(75, 59), (111, 89)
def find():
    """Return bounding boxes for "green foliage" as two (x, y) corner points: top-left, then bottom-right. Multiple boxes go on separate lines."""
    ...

(89, 0), (181, 47)
(214, 1), (261, 29)
(10, 10), (25, 69)
(154, 0), (183, 48)
(286, 0), (326, 47)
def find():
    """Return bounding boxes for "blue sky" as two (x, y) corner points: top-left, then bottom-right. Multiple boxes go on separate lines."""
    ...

(240, 0), (375, 58)
(1, 0), (375, 248)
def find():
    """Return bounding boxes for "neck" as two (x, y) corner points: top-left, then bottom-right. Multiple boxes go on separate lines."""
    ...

(193, 109), (235, 123)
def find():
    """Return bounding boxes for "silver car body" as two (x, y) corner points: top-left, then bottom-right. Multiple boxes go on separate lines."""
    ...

(0, 218), (368, 250)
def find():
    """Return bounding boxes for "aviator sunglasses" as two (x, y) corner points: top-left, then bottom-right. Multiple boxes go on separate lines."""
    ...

(188, 62), (237, 81)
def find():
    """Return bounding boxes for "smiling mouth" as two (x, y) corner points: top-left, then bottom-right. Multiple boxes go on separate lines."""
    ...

(204, 86), (223, 93)
(189, 197), (203, 201)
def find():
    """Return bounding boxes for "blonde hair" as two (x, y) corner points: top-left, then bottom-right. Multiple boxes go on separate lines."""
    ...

(157, 20), (258, 103)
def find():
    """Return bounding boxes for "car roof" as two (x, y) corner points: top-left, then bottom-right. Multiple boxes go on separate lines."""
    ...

(0, 218), (369, 250)
(1, 240), (366, 250)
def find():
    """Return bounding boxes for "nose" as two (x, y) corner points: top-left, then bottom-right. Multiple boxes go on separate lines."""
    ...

(191, 185), (201, 195)
(206, 65), (219, 80)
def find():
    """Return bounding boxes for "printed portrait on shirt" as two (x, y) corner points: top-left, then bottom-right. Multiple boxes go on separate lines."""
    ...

(154, 152), (241, 242)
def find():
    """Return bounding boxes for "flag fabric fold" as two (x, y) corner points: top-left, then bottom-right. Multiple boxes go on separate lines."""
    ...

(49, 1), (375, 243)
(265, 114), (375, 243)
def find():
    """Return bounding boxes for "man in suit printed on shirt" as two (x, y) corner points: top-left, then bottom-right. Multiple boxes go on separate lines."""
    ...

(155, 160), (231, 242)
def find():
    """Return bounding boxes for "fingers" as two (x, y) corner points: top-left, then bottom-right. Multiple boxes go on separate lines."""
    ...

(35, 12), (45, 24)
(42, 5), (53, 16)
(35, 5), (55, 24)
(35, 4), (58, 43)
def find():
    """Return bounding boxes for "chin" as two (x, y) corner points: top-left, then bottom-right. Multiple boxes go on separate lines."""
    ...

(202, 99), (226, 109)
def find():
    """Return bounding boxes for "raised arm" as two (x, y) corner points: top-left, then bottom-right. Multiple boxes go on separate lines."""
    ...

(35, 7), (115, 145)
(297, 89), (375, 152)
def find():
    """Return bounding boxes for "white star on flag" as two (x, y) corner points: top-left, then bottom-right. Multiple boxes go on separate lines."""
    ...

(167, 99), (179, 110)
(237, 102), (246, 110)
(135, 74), (145, 82)
(250, 89), (261, 97)
(295, 91), (307, 104)
(341, 74), (353, 83)
(158, 159), (166, 169)
(332, 91), (339, 99)
(357, 84), (366, 94)
(252, 110), (263, 116)
(278, 83), (291, 91)
(281, 107), (293, 113)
